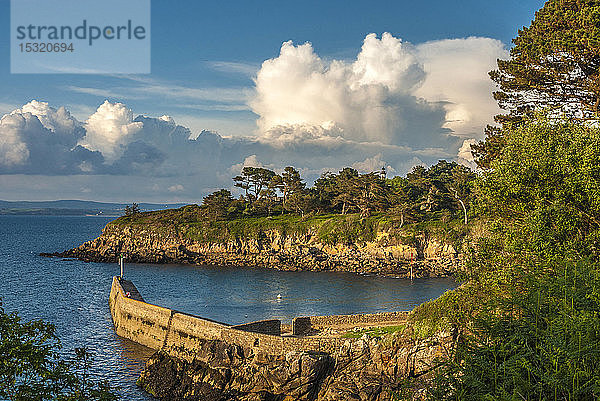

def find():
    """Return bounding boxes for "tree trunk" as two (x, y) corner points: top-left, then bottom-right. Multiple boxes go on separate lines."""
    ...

(451, 189), (468, 225)
(458, 198), (467, 225)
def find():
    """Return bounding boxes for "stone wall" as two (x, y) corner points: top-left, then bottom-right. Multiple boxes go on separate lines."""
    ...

(110, 277), (174, 350)
(308, 311), (409, 328)
(113, 277), (452, 400)
(110, 277), (345, 360)
(110, 277), (410, 361)
(291, 312), (409, 336)
(292, 317), (312, 335)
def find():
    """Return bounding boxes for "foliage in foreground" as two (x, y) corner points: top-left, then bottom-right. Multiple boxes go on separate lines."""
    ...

(410, 117), (600, 399)
(430, 261), (600, 401)
(0, 301), (117, 401)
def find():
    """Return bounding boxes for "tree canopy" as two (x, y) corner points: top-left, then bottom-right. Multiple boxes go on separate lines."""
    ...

(493, 0), (600, 122)
(476, 116), (600, 265)
(423, 116), (600, 400)
(196, 162), (476, 224)
(473, 0), (600, 167)
(233, 167), (276, 203)
(123, 203), (140, 217)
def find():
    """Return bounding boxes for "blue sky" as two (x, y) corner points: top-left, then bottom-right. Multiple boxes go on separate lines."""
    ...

(0, 0), (546, 202)
(0, 0), (544, 133)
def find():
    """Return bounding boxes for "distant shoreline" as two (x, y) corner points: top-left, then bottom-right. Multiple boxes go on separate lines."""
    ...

(0, 200), (188, 217)
(0, 209), (120, 216)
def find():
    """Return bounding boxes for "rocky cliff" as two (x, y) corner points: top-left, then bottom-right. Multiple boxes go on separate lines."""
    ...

(138, 330), (454, 401)
(55, 220), (461, 277)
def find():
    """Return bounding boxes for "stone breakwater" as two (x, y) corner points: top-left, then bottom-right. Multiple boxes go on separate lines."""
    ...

(55, 222), (461, 278)
(110, 277), (454, 400)
(109, 277), (411, 358)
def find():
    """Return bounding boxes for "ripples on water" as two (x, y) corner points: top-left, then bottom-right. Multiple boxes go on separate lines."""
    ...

(0, 215), (457, 400)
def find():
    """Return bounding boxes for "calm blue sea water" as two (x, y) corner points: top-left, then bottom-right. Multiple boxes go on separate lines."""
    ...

(0, 215), (457, 399)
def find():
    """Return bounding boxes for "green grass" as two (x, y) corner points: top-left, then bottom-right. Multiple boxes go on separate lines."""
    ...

(107, 205), (471, 250)
(341, 324), (406, 338)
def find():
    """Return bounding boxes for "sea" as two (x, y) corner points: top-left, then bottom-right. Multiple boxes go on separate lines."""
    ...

(0, 215), (457, 399)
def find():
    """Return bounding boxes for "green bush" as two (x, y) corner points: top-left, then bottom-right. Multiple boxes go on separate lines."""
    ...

(420, 117), (600, 399)
(0, 301), (117, 400)
(429, 261), (600, 400)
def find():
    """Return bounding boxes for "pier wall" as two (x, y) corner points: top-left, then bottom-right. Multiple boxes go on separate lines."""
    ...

(109, 277), (408, 360)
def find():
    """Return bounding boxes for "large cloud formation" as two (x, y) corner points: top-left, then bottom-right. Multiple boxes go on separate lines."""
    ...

(0, 33), (507, 201)
(0, 100), (103, 174)
(251, 33), (449, 148)
(415, 37), (508, 138)
(80, 101), (144, 162)
(251, 33), (507, 151)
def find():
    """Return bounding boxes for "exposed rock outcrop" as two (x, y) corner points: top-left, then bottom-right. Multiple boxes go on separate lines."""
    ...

(52, 222), (461, 278)
(139, 332), (453, 401)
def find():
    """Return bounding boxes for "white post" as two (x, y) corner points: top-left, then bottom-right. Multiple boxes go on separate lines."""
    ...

(120, 256), (124, 278)
(410, 252), (414, 281)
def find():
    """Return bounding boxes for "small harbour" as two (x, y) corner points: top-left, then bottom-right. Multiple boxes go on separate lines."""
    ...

(0, 215), (457, 400)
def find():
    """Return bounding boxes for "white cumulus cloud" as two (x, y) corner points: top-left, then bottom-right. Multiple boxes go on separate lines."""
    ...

(457, 138), (479, 170)
(0, 33), (506, 200)
(0, 113), (30, 166)
(415, 37), (508, 139)
(168, 184), (184, 192)
(0, 101), (103, 174)
(251, 33), (444, 145)
(351, 32), (424, 92)
(250, 33), (507, 160)
(351, 153), (394, 174)
(14, 100), (80, 134)
(80, 101), (143, 162)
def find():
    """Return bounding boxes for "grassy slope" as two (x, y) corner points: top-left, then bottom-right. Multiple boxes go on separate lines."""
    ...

(110, 205), (470, 248)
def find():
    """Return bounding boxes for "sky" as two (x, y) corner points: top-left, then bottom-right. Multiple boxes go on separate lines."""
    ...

(0, 0), (546, 202)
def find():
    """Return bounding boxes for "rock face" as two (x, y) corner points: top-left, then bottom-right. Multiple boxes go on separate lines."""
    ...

(139, 332), (453, 401)
(55, 222), (461, 278)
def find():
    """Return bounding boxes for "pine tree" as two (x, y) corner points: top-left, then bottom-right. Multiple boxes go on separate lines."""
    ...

(474, 0), (600, 167)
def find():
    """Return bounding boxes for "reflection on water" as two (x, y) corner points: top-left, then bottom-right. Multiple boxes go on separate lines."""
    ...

(0, 215), (458, 400)
(116, 337), (155, 382)
(126, 264), (457, 325)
